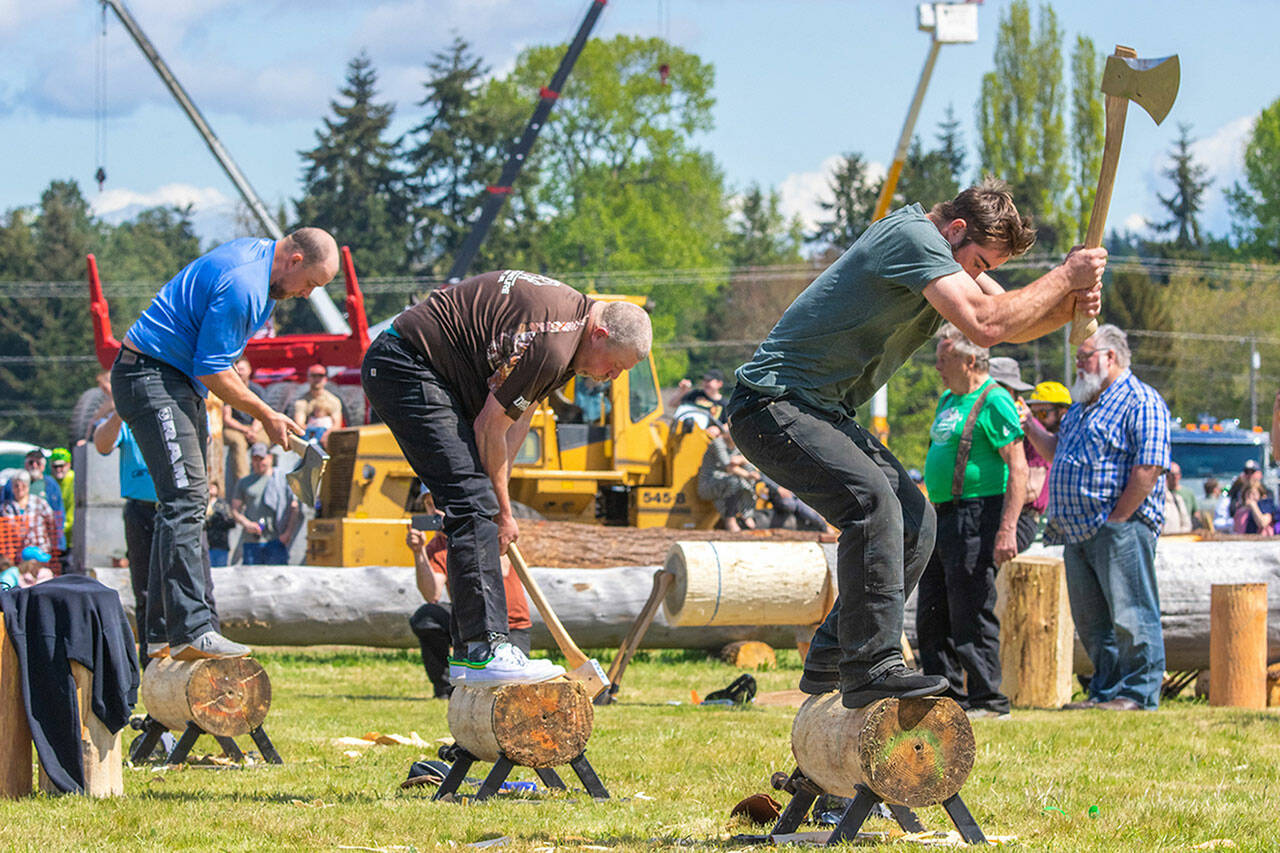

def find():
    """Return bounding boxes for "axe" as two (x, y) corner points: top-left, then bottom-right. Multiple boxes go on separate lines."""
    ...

(506, 543), (610, 699)
(285, 433), (329, 507)
(1069, 45), (1180, 346)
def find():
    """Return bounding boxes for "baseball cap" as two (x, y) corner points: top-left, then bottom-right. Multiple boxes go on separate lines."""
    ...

(703, 368), (726, 383)
(20, 546), (50, 563)
(988, 357), (1033, 392)
(1030, 381), (1072, 406)
(50, 448), (71, 465)
(249, 442), (270, 458)
(1243, 459), (1260, 472)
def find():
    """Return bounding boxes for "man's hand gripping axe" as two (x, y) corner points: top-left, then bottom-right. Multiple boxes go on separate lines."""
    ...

(1069, 45), (1180, 346)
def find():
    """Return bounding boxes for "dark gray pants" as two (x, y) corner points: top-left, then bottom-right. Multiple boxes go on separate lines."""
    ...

(362, 332), (509, 651)
(111, 349), (217, 646)
(727, 386), (935, 687)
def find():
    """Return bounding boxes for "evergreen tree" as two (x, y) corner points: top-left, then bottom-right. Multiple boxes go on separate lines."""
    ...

(936, 104), (967, 185)
(35, 180), (98, 280)
(1069, 35), (1104, 244)
(726, 184), (803, 268)
(295, 52), (410, 283)
(897, 137), (959, 212)
(1152, 124), (1210, 250)
(811, 153), (879, 251)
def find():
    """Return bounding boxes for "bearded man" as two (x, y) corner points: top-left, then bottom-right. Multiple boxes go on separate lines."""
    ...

(1023, 324), (1171, 711)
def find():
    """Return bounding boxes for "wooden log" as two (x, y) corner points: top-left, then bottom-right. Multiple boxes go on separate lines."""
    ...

(790, 695), (974, 807)
(37, 661), (122, 797)
(140, 657), (271, 736)
(1209, 583), (1268, 709)
(663, 541), (831, 627)
(721, 640), (776, 670)
(1267, 663), (1280, 708)
(0, 618), (33, 798)
(447, 680), (592, 768)
(994, 555), (1075, 708)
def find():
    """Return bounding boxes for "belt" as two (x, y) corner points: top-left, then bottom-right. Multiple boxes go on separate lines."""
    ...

(116, 344), (173, 370)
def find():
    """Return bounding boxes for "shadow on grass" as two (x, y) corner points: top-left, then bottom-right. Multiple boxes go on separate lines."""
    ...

(295, 693), (437, 702)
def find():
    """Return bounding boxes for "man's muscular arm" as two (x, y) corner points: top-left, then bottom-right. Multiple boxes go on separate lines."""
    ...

(200, 368), (302, 448)
(475, 394), (522, 549)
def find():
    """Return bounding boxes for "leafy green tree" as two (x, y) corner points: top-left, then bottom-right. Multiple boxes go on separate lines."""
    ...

(811, 153), (879, 251)
(897, 137), (960, 212)
(295, 52), (410, 290)
(1227, 98), (1280, 258)
(1153, 124), (1210, 250)
(1069, 35), (1104, 244)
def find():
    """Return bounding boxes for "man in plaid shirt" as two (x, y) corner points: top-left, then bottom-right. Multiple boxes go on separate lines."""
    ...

(1024, 325), (1170, 711)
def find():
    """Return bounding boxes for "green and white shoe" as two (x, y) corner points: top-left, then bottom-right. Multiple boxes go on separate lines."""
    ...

(448, 642), (565, 686)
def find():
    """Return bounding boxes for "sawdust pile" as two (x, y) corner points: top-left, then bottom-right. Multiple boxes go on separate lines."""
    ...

(516, 520), (828, 568)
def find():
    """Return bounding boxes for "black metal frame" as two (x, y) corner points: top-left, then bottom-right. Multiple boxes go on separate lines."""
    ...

(128, 716), (282, 766)
(432, 746), (609, 802)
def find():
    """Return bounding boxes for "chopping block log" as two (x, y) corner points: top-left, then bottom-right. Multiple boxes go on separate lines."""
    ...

(791, 695), (974, 808)
(140, 657), (271, 737)
(448, 680), (593, 769)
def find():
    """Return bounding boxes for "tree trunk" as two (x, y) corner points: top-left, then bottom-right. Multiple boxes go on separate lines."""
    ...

(663, 541), (832, 626)
(447, 680), (593, 768)
(1209, 583), (1268, 709)
(995, 555), (1075, 708)
(140, 657), (271, 736)
(791, 695), (974, 807)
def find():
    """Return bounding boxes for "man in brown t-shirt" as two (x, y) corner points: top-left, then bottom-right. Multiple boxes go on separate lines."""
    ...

(362, 269), (652, 685)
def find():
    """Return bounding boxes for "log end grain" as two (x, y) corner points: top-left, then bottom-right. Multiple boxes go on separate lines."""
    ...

(141, 657), (271, 737)
(720, 640), (776, 670)
(449, 680), (593, 768)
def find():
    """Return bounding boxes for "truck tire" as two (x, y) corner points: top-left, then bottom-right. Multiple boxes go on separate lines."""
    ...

(70, 387), (108, 445)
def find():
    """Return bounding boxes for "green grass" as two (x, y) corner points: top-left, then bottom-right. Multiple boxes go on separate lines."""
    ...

(1, 647), (1277, 851)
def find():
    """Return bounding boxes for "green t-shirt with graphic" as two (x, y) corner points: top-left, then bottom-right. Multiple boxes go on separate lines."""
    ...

(735, 204), (962, 418)
(924, 378), (1023, 502)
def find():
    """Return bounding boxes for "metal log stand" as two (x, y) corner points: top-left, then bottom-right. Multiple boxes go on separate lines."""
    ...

(432, 742), (608, 802)
(128, 714), (283, 766)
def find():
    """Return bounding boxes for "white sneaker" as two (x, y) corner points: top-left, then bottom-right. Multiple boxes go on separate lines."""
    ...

(448, 642), (565, 686)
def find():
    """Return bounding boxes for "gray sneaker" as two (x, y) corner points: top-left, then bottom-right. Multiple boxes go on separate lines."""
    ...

(146, 642), (170, 659)
(171, 631), (251, 661)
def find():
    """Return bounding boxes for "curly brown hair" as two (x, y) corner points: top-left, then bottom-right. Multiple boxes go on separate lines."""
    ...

(930, 177), (1037, 257)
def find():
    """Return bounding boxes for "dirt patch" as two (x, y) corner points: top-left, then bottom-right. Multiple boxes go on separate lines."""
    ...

(516, 520), (829, 568)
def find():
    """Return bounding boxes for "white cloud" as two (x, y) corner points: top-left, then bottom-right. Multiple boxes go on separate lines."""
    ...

(1123, 212), (1150, 233)
(91, 183), (233, 219)
(777, 155), (887, 232)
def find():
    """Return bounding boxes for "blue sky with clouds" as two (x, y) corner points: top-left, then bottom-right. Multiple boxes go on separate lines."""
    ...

(0, 0), (1272, 250)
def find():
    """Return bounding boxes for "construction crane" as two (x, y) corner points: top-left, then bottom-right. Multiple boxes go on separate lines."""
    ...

(99, 0), (350, 335)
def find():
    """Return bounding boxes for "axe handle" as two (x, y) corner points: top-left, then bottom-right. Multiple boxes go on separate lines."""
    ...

(606, 569), (676, 687)
(506, 543), (589, 669)
(1071, 45), (1137, 346)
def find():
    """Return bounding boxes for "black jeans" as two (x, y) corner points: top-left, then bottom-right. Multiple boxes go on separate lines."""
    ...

(916, 495), (1009, 713)
(111, 349), (218, 647)
(123, 498), (155, 669)
(409, 601), (531, 697)
(362, 331), (509, 650)
(727, 386), (935, 687)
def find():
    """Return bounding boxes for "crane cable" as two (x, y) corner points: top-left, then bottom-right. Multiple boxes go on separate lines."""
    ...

(94, 1), (108, 191)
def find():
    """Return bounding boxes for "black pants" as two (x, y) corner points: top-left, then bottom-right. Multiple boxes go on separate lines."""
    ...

(362, 331), (509, 651)
(111, 349), (218, 647)
(123, 498), (155, 669)
(916, 495), (1009, 714)
(727, 386), (935, 688)
(409, 601), (531, 697)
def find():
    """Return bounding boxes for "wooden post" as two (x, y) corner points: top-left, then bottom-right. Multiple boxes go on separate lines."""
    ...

(790, 695), (974, 807)
(448, 680), (593, 768)
(995, 555), (1075, 708)
(140, 657), (271, 736)
(0, 618), (33, 798)
(37, 662), (123, 797)
(1209, 583), (1268, 709)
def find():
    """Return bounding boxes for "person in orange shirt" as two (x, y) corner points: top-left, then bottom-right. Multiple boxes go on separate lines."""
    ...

(405, 522), (532, 698)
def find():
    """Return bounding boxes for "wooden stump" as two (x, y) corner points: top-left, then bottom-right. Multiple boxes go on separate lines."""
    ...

(721, 640), (776, 670)
(663, 541), (831, 627)
(0, 619), (32, 798)
(791, 695), (974, 807)
(995, 555), (1075, 708)
(1209, 583), (1268, 709)
(1267, 663), (1280, 708)
(448, 680), (593, 768)
(37, 662), (123, 797)
(140, 657), (271, 736)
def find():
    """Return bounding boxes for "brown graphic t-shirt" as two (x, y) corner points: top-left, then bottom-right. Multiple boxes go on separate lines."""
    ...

(393, 270), (592, 421)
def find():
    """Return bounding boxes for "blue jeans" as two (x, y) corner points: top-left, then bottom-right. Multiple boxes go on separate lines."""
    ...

(242, 540), (290, 565)
(1063, 520), (1164, 709)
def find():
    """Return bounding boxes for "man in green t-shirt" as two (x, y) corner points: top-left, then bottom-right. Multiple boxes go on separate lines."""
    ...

(726, 178), (1106, 709)
(916, 324), (1027, 719)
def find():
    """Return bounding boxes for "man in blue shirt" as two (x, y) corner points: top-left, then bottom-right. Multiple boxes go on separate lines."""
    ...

(1025, 325), (1171, 711)
(110, 229), (338, 661)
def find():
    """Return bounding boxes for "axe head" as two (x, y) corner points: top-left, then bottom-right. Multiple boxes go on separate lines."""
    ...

(1101, 51), (1180, 125)
(286, 436), (329, 507)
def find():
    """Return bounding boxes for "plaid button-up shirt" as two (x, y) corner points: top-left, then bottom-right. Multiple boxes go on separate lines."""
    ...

(1045, 369), (1171, 544)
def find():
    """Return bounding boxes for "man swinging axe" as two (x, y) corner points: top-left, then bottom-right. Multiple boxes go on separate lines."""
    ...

(727, 179), (1106, 709)
(362, 270), (652, 686)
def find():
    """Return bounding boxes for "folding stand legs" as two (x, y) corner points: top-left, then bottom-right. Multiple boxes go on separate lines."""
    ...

(128, 717), (282, 766)
(432, 747), (609, 802)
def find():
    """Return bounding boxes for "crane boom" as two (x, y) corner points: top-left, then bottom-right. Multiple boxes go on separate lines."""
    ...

(100, 0), (349, 334)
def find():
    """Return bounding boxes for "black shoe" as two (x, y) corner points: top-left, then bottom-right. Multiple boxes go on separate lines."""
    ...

(798, 667), (840, 695)
(841, 665), (949, 709)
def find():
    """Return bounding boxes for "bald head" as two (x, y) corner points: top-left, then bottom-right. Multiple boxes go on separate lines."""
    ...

(271, 227), (339, 299)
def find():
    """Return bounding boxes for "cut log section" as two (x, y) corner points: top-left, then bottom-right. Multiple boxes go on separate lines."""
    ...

(995, 555), (1075, 708)
(791, 695), (974, 807)
(663, 541), (832, 627)
(38, 661), (122, 797)
(1209, 583), (1268, 709)
(140, 657), (271, 736)
(720, 640), (777, 670)
(0, 618), (32, 798)
(447, 680), (593, 768)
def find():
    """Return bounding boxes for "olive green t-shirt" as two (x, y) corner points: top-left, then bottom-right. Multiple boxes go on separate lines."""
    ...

(735, 204), (962, 418)
(923, 378), (1023, 502)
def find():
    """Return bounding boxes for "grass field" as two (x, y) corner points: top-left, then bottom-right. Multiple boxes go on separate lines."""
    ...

(1, 646), (1277, 852)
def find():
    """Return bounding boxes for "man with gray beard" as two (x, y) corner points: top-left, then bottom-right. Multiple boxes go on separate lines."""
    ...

(1024, 325), (1170, 711)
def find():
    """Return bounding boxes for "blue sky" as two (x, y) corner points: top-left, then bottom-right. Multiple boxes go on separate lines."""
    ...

(0, 0), (1272, 251)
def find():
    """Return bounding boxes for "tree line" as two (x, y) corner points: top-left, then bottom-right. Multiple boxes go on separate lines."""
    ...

(1, 0), (1279, 455)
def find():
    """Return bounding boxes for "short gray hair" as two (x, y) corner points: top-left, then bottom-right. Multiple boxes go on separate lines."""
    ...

(601, 301), (653, 359)
(1090, 324), (1131, 369)
(10, 471), (30, 486)
(935, 323), (989, 371)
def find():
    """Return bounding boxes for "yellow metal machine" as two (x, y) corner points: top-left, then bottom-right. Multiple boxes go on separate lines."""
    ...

(306, 305), (721, 566)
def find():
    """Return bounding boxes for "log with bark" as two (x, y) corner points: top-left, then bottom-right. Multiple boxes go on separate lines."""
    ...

(447, 680), (593, 768)
(140, 657), (271, 736)
(663, 541), (833, 627)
